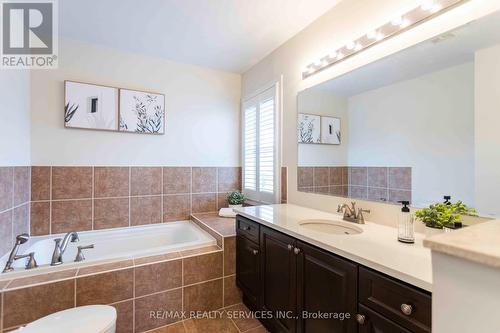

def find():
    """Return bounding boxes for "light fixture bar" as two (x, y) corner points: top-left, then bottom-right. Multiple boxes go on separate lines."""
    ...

(302, 0), (466, 79)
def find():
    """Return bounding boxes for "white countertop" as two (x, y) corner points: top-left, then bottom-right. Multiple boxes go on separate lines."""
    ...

(236, 204), (432, 292)
(424, 219), (500, 268)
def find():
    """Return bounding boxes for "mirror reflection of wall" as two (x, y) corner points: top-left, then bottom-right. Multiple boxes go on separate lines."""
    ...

(297, 10), (500, 218)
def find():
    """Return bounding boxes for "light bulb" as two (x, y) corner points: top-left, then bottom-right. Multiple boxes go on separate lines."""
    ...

(376, 32), (385, 41)
(366, 31), (377, 40)
(391, 16), (403, 26)
(346, 42), (356, 50)
(354, 43), (362, 51)
(337, 52), (344, 60)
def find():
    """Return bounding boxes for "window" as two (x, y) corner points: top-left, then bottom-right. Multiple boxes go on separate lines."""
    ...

(242, 85), (280, 204)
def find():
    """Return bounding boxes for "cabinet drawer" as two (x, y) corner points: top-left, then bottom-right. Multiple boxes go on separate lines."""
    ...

(357, 304), (412, 333)
(236, 215), (260, 243)
(359, 267), (431, 333)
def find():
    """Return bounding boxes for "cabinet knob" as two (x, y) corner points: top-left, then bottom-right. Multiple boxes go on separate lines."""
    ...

(252, 249), (259, 255)
(356, 314), (366, 325)
(287, 244), (293, 251)
(241, 226), (250, 231)
(400, 303), (413, 316)
(293, 247), (301, 255)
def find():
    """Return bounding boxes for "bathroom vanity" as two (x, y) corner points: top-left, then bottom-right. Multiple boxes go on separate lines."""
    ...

(235, 204), (432, 333)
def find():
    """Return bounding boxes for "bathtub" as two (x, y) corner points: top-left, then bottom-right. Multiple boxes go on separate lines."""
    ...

(0, 221), (216, 277)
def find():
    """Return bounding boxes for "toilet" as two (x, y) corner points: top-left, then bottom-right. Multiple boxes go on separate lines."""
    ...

(13, 305), (117, 333)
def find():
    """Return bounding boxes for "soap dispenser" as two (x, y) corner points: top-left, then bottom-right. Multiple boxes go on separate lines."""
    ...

(398, 201), (414, 244)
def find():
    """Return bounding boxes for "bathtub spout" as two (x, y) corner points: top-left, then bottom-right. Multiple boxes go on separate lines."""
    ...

(51, 232), (79, 266)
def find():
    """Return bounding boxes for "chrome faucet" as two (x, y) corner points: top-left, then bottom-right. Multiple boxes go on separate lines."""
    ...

(337, 202), (370, 224)
(3, 234), (37, 273)
(51, 231), (79, 266)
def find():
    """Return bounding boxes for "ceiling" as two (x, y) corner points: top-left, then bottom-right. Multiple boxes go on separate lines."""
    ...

(59, 0), (341, 73)
(313, 10), (500, 96)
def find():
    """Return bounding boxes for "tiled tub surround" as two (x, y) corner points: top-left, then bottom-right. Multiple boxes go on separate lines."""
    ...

(0, 214), (269, 333)
(30, 166), (241, 236)
(297, 166), (412, 203)
(0, 167), (30, 258)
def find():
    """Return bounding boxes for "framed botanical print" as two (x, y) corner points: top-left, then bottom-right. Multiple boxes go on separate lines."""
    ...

(298, 113), (321, 143)
(64, 81), (118, 131)
(321, 116), (341, 144)
(119, 89), (165, 134)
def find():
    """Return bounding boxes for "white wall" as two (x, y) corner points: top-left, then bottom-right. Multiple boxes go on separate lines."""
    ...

(347, 63), (474, 207)
(30, 38), (241, 166)
(242, 0), (500, 227)
(475, 44), (500, 218)
(297, 89), (348, 166)
(0, 71), (30, 166)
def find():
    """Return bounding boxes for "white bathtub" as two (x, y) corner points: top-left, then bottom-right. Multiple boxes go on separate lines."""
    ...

(0, 221), (216, 276)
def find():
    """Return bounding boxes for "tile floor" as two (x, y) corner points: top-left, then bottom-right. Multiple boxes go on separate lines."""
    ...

(147, 303), (269, 333)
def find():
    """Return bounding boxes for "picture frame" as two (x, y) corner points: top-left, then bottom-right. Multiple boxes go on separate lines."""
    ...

(119, 88), (166, 135)
(321, 116), (341, 145)
(64, 80), (119, 131)
(297, 113), (321, 143)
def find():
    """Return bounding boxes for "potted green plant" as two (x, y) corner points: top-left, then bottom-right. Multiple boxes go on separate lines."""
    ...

(227, 191), (245, 209)
(415, 200), (477, 230)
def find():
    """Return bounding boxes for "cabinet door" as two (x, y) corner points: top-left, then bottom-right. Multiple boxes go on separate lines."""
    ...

(357, 304), (412, 333)
(260, 226), (298, 333)
(296, 240), (358, 333)
(236, 235), (261, 308)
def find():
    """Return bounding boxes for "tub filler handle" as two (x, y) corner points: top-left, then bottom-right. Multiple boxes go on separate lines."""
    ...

(75, 244), (94, 262)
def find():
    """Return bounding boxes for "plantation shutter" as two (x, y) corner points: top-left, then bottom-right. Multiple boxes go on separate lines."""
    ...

(242, 85), (279, 204)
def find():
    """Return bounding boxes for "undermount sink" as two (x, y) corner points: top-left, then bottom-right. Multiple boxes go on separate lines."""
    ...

(299, 219), (363, 235)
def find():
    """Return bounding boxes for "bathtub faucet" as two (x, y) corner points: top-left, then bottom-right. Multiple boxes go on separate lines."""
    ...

(51, 231), (80, 266)
(2, 234), (37, 273)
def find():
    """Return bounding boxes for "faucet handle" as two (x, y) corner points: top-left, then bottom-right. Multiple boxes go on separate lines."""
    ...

(75, 244), (94, 262)
(357, 208), (371, 223)
(14, 252), (38, 270)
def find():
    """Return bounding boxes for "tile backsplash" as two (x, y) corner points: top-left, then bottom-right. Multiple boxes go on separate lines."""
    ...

(298, 166), (412, 204)
(0, 167), (31, 257)
(30, 166), (241, 236)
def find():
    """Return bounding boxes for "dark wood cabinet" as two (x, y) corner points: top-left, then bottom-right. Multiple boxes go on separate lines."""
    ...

(236, 234), (261, 309)
(358, 304), (412, 333)
(260, 226), (298, 333)
(296, 240), (358, 333)
(235, 215), (432, 333)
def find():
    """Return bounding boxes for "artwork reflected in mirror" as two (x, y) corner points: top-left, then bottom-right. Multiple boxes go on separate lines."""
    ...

(297, 10), (500, 219)
(119, 89), (165, 134)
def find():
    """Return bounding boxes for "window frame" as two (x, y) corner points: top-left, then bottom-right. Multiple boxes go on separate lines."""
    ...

(241, 82), (281, 204)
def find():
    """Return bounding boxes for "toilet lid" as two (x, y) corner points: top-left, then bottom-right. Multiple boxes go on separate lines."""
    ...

(14, 305), (117, 333)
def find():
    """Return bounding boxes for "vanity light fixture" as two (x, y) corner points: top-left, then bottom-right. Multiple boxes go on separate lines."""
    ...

(302, 0), (466, 79)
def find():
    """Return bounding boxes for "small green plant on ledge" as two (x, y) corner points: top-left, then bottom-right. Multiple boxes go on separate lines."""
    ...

(415, 200), (477, 229)
(227, 191), (245, 206)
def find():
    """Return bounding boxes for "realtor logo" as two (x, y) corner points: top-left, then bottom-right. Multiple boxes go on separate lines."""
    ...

(1, 0), (58, 68)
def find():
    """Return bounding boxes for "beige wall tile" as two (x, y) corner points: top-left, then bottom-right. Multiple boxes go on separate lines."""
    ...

(135, 289), (182, 332)
(52, 167), (92, 200)
(163, 167), (191, 194)
(217, 167), (241, 192)
(191, 193), (216, 214)
(135, 259), (182, 297)
(3, 280), (74, 328)
(30, 201), (50, 236)
(192, 167), (216, 193)
(131, 167), (162, 196)
(112, 300), (134, 333)
(223, 275), (242, 307)
(13, 166), (30, 206)
(51, 199), (92, 233)
(183, 279), (223, 314)
(183, 252), (223, 285)
(12, 203), (29, 237)
(297, 167), (313, 187)
(224, 236), (236, 276)
(0, 167), (13, 211)
(31, 166), (50, 201)
(131, 196), (162, 226)
(0, 210), (13, 256)
(76, 269), (133, 306)
(163, 194), (190, 222)
(94, 167), (129, 198)
(93, 198), (129, 230)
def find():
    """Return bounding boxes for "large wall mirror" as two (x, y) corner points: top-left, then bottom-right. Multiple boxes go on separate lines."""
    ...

(297, 10), (500, 218)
